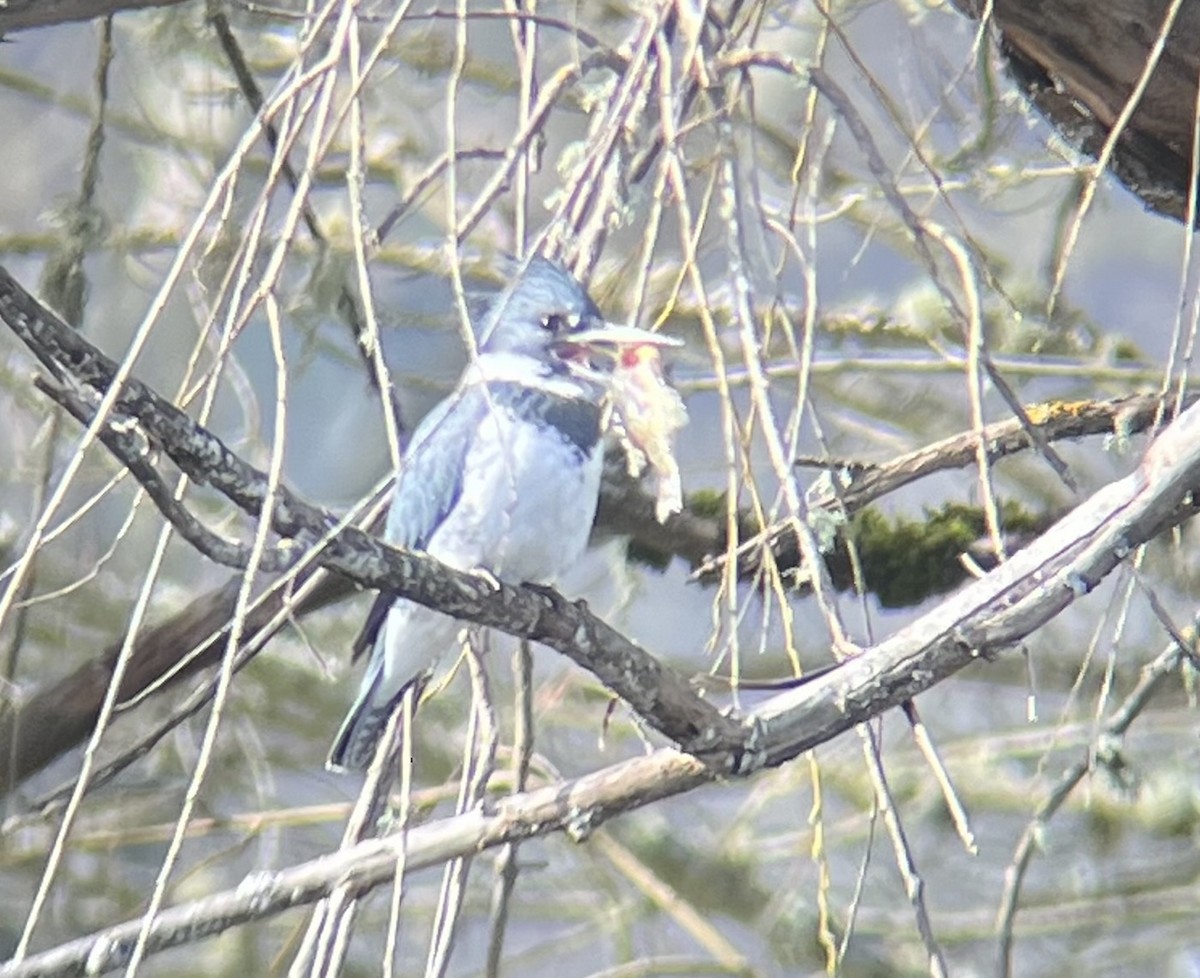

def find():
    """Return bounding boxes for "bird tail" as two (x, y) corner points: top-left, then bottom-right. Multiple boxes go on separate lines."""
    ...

(326, 657), (422, 773)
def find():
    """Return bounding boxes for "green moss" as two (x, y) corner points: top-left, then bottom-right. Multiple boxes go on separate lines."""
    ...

(849, 501), (1043, 608)
(685, 488), (728, 521)
(624, 538), (673, 572)
(1112, 338), (1143, 361)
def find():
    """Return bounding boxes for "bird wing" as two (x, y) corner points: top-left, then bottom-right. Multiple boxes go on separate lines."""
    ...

(350, 385), (488, 662)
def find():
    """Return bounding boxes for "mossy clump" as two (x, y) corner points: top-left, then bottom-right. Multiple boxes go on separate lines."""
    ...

(684, 488), (728, 521)
(850, 501), (1043, 608)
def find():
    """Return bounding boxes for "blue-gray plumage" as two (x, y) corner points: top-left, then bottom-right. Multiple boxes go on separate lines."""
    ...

(328, 257), (679, 771)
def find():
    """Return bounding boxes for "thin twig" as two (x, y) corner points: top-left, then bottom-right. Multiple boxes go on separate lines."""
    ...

(994, 639), (1195, 977)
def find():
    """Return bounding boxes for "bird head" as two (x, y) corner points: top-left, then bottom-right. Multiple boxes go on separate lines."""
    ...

(478, 257), (680, 377)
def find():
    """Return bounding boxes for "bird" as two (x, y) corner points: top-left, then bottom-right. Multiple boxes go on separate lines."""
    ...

(327, 256), (680, 771)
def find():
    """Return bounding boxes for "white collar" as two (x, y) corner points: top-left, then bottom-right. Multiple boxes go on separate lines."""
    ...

(463, 351), (598, 399)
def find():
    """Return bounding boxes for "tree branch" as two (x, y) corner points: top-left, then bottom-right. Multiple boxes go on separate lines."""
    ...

(697, 394), (1193, 585)
(5, 258), (1200, 971)
(0, 0), (190, 34)
(7, 405), (1200, 977)
(2, 261), (1197, 795)
(0, 263), (747, 762)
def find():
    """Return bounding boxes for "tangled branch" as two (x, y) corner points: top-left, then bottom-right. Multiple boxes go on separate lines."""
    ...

(3, 263), (1200, 974)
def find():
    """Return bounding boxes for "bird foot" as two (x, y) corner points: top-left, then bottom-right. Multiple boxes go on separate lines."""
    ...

(467, 566), (503, 592)
(522, 581), (569, 605)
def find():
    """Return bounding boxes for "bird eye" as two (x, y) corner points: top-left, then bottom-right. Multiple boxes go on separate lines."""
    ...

(540, 313), (573, 334)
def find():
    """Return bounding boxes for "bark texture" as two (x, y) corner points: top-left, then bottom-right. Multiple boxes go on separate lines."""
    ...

(0, 0), (189, 33)
(956, 0), (1200, 223)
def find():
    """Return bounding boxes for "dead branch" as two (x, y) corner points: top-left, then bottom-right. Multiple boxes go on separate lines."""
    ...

(0, 0), (190, 34)
(0, 263), (748, 763)
(6, 394), (1200, 975)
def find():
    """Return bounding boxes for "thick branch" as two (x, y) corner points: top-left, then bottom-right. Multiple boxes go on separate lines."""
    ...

(5, 247), (1200, 968)
(0, 264), (745, 761)
(953, 0), (1200, 224)
(3, 260), (1195, 793)
(35, 377), (300, 572)
(7, 397), (1200, 976)
(0, 568), (358, 798)
(0, 0), (190, 34)
(697, 394), (1191, 584)
(6, 248), (1198, 796)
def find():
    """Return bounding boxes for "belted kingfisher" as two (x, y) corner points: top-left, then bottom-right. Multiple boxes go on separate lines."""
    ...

(328, 256), (679, 771)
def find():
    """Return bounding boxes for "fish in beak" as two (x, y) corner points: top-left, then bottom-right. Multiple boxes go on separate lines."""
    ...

(552, 322), (682, 366)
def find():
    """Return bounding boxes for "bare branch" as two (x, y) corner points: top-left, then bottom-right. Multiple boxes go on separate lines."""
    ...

(0, 263), (747, 761)
(995, 636), (1197, 976)
(0, 0), (189, 34)
(699, 394), (1193, 585)
(8, 452), (1200, 978)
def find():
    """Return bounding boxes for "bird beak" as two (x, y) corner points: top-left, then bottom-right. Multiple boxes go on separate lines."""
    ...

(555, 323), (683, 358)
